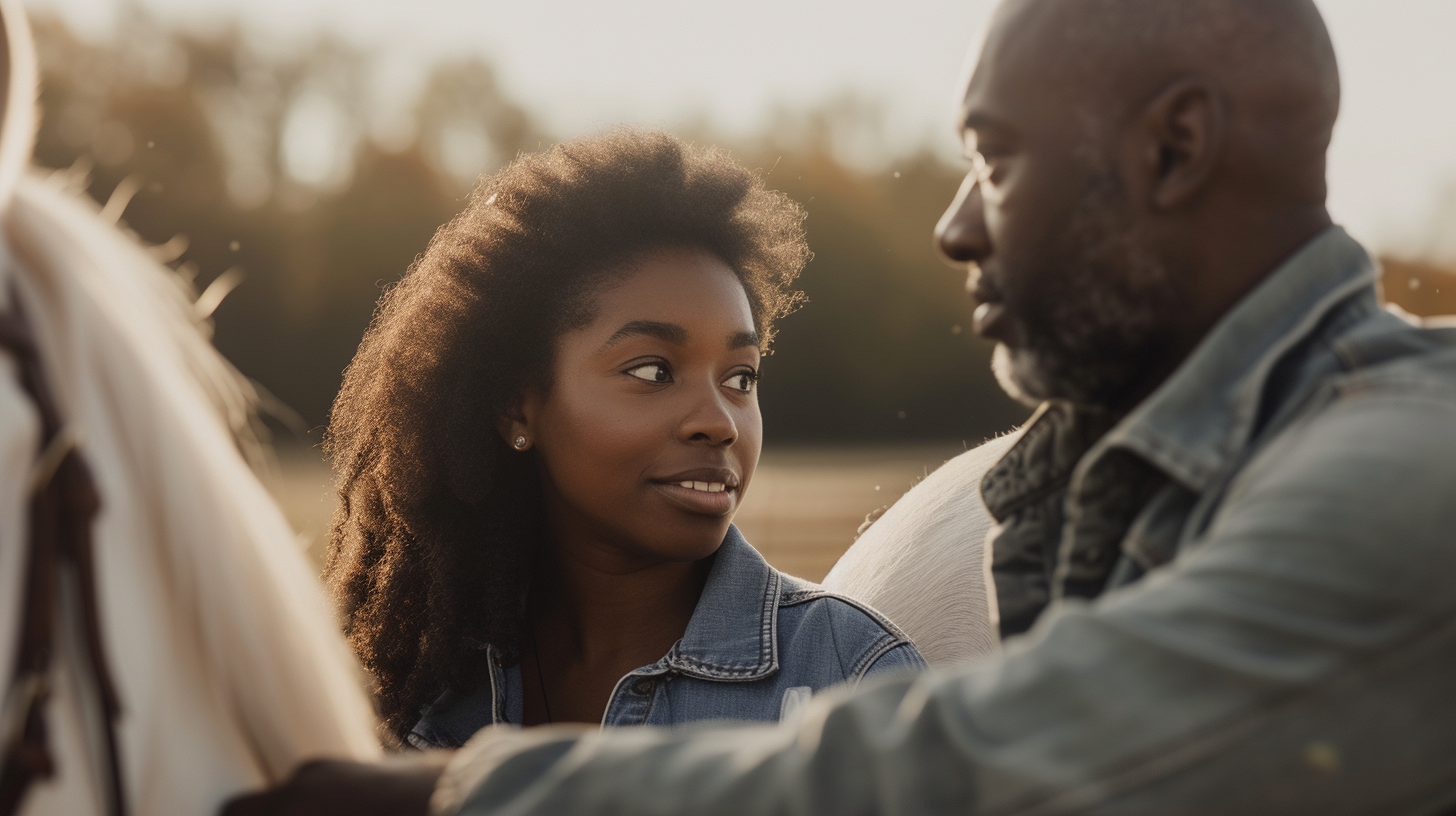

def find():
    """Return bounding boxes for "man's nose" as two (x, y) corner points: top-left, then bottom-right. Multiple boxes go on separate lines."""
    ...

(934, 173), (991, 265)
(680, 384), (738, 447)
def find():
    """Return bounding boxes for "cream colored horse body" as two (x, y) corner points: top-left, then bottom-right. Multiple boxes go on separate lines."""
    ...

(0, 3), (380, 813)
(823, 433), (1018, 667)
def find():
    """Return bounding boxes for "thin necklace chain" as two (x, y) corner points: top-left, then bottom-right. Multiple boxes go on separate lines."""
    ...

(527, 621), (554, 724)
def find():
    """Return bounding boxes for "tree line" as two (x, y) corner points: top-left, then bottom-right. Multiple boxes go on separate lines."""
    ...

(29, 9), (1453, 446)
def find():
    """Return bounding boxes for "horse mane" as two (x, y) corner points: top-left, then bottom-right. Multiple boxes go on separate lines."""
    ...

(0, 2), (380, 811)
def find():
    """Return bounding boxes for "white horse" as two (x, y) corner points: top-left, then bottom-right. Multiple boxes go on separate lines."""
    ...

(0, 2), (380, 814)
(822, 433), (1018, 667)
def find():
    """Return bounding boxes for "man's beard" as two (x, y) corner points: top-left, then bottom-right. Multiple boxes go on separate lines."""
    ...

(989, 172), (1180, 409)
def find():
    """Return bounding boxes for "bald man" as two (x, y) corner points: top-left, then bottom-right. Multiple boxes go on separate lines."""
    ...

(940, 0), (1356, 640)
(228, 1), (1456, 813)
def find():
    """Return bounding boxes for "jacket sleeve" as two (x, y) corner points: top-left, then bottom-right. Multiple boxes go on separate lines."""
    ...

(435, 386), (1456, 816)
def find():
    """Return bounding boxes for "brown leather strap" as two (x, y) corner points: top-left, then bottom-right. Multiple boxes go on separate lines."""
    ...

(0, 286), (128, 816)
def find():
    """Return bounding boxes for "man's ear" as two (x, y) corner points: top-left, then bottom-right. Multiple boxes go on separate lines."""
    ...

(1133, 77), (1227, 211)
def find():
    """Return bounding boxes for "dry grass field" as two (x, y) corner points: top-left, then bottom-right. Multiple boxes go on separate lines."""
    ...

(262, 443), (974, 582)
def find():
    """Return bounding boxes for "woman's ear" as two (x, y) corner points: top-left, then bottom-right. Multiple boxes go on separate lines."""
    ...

(497, 391), (538, 452)
(1131, 76), (1227, 211)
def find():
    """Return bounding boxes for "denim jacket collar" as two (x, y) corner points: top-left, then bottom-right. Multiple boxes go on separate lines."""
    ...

(983, 224), (1380, 523)
(661, 525), (781, 681)
(1086, 225), (1379, 493)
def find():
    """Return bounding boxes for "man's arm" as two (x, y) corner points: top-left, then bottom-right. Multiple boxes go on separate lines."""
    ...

(436, 386), (1456, 816)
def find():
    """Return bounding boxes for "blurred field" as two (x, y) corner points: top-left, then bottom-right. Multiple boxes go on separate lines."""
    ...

(263, 442), (975, 582)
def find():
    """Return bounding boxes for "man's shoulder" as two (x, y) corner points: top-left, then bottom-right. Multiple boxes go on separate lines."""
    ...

(1316, 317), (1456, 436)
(1333, 310), (1456, 387)
(1218, 328), (1456, 545)
(1330, 319), (1456, 396)
(1257, 313), (1456, 462)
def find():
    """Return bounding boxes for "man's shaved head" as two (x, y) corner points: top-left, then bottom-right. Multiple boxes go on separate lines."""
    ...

(938, 0), (1341, 408)
(998, 0), (1339, 202)
(1009, 0), (1339, 96)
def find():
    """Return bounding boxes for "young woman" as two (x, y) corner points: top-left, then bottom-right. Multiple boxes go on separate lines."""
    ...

(324, 130), (925, 748)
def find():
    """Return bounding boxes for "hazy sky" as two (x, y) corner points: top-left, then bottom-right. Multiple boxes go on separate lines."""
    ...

(22, 0), (1456, 256)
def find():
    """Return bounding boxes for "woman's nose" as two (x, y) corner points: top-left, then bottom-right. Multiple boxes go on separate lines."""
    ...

(679, 386), (738, 447)
(935, 173), (991, 265)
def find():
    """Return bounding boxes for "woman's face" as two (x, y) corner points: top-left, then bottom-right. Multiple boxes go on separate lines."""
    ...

(512, 246), (763, 566)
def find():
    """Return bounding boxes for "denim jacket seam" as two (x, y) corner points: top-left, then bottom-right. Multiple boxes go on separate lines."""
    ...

(775, 588), (916, 644)
(486, 645), (506, 726)
(761, 568), (781, 671)
(1334, 377), (1456, 404)
(663, 655), (776, 680)
(778, 588), (832, 607)
(635, 678), (659, 725)
(848, 635), (907, 683)
(1332, 359), (1456, 401)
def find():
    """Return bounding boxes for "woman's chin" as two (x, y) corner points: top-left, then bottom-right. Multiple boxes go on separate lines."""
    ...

(627, 504), (735, 562)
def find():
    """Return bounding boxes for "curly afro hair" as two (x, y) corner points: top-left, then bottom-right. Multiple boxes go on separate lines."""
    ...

(323, 129), (809, 743)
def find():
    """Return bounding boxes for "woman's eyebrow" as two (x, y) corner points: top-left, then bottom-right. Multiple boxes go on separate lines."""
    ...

(728, 330), (759, 350)
(600, 320), (687, 350)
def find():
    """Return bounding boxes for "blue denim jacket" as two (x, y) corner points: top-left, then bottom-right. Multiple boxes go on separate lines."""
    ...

(409, 525), (924, 747)
(435, 226), (1456, 815)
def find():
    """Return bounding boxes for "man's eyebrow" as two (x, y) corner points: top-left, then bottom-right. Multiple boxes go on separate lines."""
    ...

(728, 330), (760, 350)
(960, 110), (1008, 135)
(601, 320), (688, 350)
(961, 106), (991, 126)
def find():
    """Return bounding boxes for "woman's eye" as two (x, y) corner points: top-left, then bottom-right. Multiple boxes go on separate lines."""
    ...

(724, 372), (757, 393)
(625, 363), (671, 384)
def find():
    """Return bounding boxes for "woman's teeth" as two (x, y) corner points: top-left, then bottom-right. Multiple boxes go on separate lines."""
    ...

(678, 481), (727, 493)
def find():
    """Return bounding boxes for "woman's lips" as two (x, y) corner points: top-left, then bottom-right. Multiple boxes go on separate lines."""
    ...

(651, 481), (737, 516)
(650, 467), (741, 517)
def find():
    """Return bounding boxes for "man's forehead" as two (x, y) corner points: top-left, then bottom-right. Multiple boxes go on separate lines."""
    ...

(957, 0), (1066, 136)
(961, 0), (1135, 148)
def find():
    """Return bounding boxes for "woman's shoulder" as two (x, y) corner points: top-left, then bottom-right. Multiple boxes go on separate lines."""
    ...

(682, 527), (925, 691)
(776, 572), (911, 640)
(770, 571), (927, 682)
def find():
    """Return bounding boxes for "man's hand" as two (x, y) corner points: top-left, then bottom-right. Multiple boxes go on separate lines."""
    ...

(220, 755), (449, 816)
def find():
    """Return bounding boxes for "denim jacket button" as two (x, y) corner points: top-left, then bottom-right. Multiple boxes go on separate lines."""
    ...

(632, 679), (655, 695)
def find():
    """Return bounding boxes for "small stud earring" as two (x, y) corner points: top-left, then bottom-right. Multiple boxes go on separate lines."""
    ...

(512, 435), (528, 450)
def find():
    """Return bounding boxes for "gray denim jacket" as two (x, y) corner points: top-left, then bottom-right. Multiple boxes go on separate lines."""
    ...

(409, 525), (924, 748)
(435, 227), (1456, 815)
